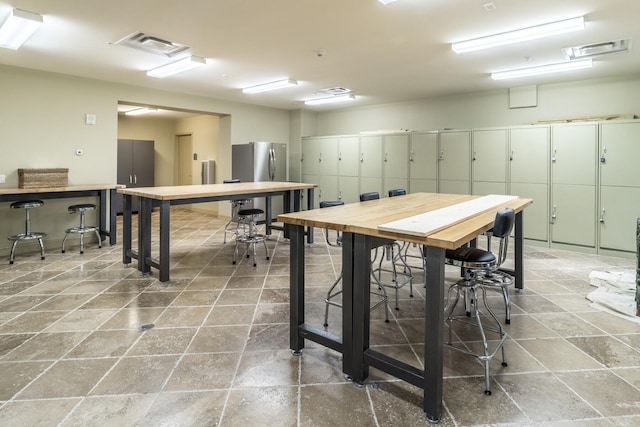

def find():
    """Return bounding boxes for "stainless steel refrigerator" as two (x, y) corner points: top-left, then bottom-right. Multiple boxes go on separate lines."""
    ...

(231, 141), (287, 221)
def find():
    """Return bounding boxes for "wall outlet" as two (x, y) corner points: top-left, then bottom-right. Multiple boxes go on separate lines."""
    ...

(0, 174), (5, 183)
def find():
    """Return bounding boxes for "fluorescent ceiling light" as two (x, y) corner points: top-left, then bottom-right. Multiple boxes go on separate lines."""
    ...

(0, 8), (43, 50)
(491, 58), (592, 80)
(125, 107), (157, 116)
(242, 78), (298, 94)
(378, 0), (398, 4)
(452, 16), (585, 54)
(147, 55), (206, 78)
(305, 93), (356, 106)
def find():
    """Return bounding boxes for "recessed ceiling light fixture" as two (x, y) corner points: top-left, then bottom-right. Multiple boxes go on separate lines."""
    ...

(491, 58), (592, 80)
(304, 93), (356, 106)
(452, 16), (585, 53)
(242, 79), (298, 94)
(378, 0), (398, 5)
(125, 107), (157, 116)
(147, 55), (206, 78)
(0, 8), (43, 50)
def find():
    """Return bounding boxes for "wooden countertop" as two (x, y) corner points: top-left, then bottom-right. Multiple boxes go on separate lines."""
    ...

(117, 182), (317, 201)
(0, 184), (124, 195)
(278, 192), (533, 250)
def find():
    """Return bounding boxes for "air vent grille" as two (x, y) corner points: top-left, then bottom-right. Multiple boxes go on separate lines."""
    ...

(115, 32), (190, 57)
(315, 87), (353, 96)
(563, 38), (631, 60)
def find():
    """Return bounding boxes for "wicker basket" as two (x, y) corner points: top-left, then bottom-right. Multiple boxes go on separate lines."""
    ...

(18, 168), (69, 189)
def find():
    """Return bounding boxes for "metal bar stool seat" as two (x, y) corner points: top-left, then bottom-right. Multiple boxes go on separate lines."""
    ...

(233, 208), (269, 267)
(8, 200), (46, 264)
(61, 203), (102, 254)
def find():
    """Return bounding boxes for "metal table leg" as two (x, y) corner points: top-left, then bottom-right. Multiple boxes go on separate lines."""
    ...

(289, 223), (306, 354)
(123, 194), (132, 265)
(423, 245), (445, 423)
(159, 200), (170, 282)
(138, 196), (153, 275)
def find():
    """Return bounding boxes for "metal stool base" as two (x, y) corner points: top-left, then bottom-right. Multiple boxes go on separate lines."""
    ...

(8, 232), (46, 264)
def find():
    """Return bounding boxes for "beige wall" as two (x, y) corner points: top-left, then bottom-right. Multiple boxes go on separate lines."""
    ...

(0, 64), (290, 256)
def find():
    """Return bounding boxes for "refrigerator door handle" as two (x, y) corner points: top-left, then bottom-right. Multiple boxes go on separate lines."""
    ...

(269, 147), (276, 180)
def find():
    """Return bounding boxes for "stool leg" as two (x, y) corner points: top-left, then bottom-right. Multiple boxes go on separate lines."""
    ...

(79, 231), (84, 254)
(38, 237), (45, 260)
(93, 229), (102, 249)
(9, 239), (18, 265)
(61, 232), (69, 253)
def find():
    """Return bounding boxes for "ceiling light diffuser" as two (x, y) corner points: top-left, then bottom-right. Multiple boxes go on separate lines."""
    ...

(491, 58), (592, 80)
(304, 93), (356, 106)
(0, 8), (43, 50)
(125, 107), (157, 116)
(147, 55), (206, 78)
(242, 79), (298, 94)
(452, 16), (585, 54)
(378, 0), (398, 4)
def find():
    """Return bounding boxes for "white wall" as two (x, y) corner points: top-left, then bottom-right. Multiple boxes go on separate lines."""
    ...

(313, 75), (640, 135)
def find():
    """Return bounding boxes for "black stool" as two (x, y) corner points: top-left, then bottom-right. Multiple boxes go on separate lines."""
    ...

(61, 203), (102, 254)
(8, 200), (46, 264)
(233, 208), (269, 267)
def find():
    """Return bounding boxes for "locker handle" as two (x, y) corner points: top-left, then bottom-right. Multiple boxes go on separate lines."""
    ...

(551, 205), (557, 224)
(510, 150), (514, 161)
(129, 174), (133, 184)
(438, 150), (444, 160)
(600, 146), (606, 163)
(552, 148), (557, 162)
(600, 209), (605, 223)
(339, 152), (342, 161)
(472, 151), (476, 161)
(384, 152), (388, 162)
(360, 154), (364, 163)
(134, 175), (137, 185)
(409, 150), (414, 162)
(319, 153), (322, 163)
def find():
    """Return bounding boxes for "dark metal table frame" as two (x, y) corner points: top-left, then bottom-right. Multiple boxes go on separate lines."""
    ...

(123, 188), (315, 282)
(288, 210), (525, 423)
(0, 187), (118, 246)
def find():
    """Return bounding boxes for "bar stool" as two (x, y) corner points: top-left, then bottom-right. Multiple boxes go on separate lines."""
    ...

(233, 207), (269, 267)
(361, 192), (413, 310)
(8, 200), (46, 264)
(443, 208), (515, 395)
(222, 179), (251, 244)
(321, 200), (389, 327)
(61, 203), (102, 254)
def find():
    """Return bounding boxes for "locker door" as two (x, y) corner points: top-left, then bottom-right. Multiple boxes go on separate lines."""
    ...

(551, 184), (596, 247)
(359, 135), (383, 195)
(409, 132), (438, 193)
(600, 122), (640, 186)
(438, 131), (470, 194)
(599, 186), (640, 252)
(472, 129), (508, 184)
(510, 126), (549, 184)
(551, 124), (597, 186)
(338, 137), (359, 177)
(302, 137), (338, 176)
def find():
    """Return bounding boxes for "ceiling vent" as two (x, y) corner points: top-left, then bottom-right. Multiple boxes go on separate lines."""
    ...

(315, 87), (353, 96)
(115, 32), (190, 57)
(562, 38), (631, 60)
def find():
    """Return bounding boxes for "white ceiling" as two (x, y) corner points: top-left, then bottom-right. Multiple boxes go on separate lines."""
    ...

(1, 0), (639, 113)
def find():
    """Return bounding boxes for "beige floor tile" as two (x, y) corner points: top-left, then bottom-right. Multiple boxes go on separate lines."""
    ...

(2, 210), (639, 426)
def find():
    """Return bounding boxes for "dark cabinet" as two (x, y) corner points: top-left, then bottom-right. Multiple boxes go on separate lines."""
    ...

(114, 139), (155, 214)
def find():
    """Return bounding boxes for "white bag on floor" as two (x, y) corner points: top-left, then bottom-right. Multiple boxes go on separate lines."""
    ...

(587, 270), (639, 322)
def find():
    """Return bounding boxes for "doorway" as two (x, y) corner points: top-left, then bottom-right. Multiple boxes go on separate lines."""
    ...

(176, 134), (194, 185)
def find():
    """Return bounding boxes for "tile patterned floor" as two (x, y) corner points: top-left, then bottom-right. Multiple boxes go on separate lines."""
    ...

(0, 208), (639, 426)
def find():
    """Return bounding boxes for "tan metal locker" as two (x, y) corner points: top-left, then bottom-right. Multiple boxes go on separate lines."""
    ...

(383, 134), (410, 195)
(438, 130), (470, 194)
(409, 132), (438, 193)
(472, 128), (508, 195)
